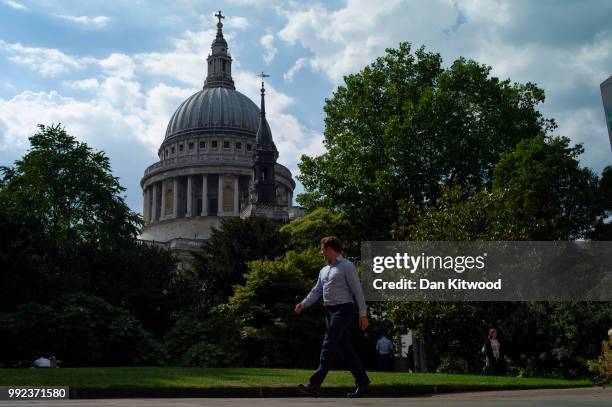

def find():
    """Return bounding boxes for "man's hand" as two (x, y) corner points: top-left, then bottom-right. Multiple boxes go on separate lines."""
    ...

(295, 303), (305, 315)
(359, 316), (369, 330)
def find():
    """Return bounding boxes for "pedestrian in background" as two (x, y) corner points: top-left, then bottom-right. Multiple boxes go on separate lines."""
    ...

(483, 328), (505, 375)
(376, 334), (394, 371)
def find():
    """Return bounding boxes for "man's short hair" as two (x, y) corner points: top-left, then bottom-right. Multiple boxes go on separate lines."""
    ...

(320, 236), (342, 252)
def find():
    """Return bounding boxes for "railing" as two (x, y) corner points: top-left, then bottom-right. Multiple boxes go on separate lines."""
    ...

(144, 155), (294, 184)
(138, 237), (206, 250)
(144, 154), (254, 176)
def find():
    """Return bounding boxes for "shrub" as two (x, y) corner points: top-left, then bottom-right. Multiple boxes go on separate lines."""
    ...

(0, 293), (165, 366)
(588, 337), (612, 386)
(164, 305), (242, 367)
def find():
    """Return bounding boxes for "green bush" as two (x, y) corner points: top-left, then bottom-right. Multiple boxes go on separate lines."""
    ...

(437, 355), (470, 374)
(0, 293), (165, 366)
(229, 248), (325, 367)
(164, 305), (242, 367)
(588, 337), (612, 386)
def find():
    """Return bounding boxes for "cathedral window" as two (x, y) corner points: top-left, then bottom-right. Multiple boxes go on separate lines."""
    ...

(212, 140), (218, 148)
(188, 142), (194, 150)
(199, 140), (206, 149)
(171, 146), (175, 154)
(179, 144), (184, 152)
(246, 143), (252, 151)
(235, 142), (241, 150)
(223, 141), (230, 149)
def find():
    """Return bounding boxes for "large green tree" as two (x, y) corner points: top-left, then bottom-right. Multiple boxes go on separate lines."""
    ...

(0, 124), (141, 246)
(392, 135), (609, 242)
(388, 135), (611, 376)
(0, 125), (182, 338)
(297, 43), (555, 239)
(191, 216), (288, 308)
(492, 135), (604, 240)
(0, 124), (143, 311)
(280, 207), (357, 255)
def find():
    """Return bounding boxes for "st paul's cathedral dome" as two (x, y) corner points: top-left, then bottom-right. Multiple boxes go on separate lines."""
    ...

(139, 11), (300, 261)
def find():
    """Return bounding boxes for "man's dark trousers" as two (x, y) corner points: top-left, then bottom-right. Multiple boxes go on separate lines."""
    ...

(310, 302), (369, 387)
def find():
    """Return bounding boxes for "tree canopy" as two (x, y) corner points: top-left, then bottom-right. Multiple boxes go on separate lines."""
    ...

(0, 124), (141, 246)
(191, 216), (287, 308)
(0, 124), (180, 338)
(393, 136), (609, 241)
(297, 42), (556, 239)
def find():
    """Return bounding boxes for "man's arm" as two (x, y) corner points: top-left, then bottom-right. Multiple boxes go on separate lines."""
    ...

(345, 262), (367, 317)
(301, 272), (323, 308)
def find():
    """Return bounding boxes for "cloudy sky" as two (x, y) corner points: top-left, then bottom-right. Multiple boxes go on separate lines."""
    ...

(1, 0), (611, 213)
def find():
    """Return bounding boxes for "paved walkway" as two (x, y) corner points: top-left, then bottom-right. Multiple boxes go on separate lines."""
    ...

(1, 387), (610, 407)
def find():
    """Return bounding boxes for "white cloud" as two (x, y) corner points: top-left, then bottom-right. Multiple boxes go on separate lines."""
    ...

(136, 29), (215, 87)
(284, 57), (310, 82)
(98, 77), (143, 111)
(0, 40), (94, 77)
(138, 84), (193, 148)
(3, 0), (26, 10)
(0, 91), (131, 150)
(226, 16), (249, 30)
(260, 33), (277, 64)
(276, 0), (612, 172)
(278, 0), (457, 83)
(62, 78), (100, 91)
(53, 14), (110, 28)
(99, 53), (136, 79)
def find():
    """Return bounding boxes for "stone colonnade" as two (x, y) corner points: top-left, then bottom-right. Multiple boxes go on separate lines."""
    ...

(143, 173), (243, 223)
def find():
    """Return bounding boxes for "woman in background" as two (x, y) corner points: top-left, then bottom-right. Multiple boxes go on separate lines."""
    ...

(483, 328), (505, 375)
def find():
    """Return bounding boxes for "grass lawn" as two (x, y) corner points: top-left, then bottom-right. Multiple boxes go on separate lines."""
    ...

(0, 367), (592, 389)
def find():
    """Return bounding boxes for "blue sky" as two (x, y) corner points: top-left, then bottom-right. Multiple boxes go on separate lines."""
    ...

(1, 0), (611, 213)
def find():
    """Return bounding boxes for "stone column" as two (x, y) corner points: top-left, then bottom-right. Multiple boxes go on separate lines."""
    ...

(142, 189), (148, 222)
(233, 176), (239, 215)
(159, 180), (166, 220)
(218, 174), (224, 216)
(151, 183), (158, 222)
(148, 187), (154, 221)
(172, 177), (179, 218)
(201, 174), (208, 216)
(146, 187), (152, 222)
(186, 175), (193, 217)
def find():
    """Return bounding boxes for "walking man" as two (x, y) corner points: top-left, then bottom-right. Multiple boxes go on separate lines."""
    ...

(295, 236), (370, 398)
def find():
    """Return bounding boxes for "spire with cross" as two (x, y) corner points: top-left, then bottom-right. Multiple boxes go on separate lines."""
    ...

(258, 71), (270, 92)
(204, 10), (234, 89)
(253, 70), (277, 205)
(258, 72), (269, 116)
(214, 10), (225, 39)
(255, 71), (275, 148)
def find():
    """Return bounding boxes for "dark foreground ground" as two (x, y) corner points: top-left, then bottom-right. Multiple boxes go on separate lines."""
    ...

(0, 387), (610, 407)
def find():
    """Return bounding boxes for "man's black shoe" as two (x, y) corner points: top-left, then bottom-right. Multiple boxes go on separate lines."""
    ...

(346, 384), (368, 398)
(298, 383), (320, 397)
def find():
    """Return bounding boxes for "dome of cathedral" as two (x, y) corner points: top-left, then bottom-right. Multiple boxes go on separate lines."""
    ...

(165, 87), (260, 139)
(140, 11), (300, 251)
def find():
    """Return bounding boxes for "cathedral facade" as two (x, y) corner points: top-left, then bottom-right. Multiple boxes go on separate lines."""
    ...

(139, 13), (300, 255)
